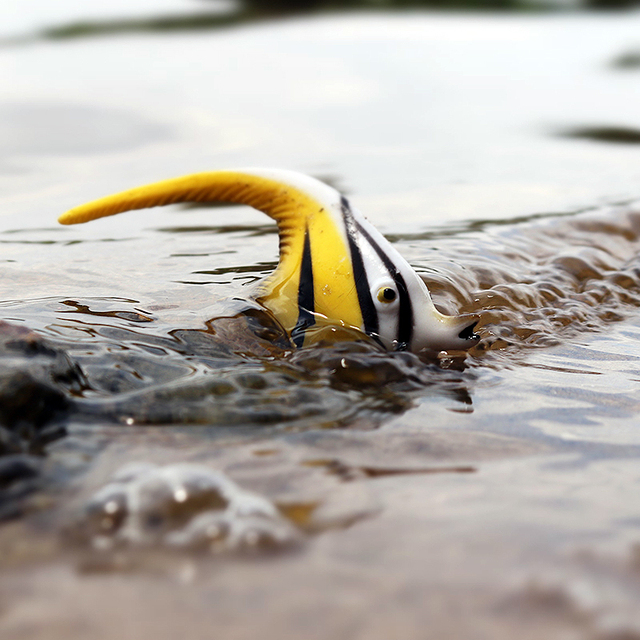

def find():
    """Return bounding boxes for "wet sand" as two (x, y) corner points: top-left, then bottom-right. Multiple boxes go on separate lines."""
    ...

(2, 414), (640, 640)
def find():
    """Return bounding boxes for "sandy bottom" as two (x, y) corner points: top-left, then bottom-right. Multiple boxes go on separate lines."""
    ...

(1, 411), (640, 640)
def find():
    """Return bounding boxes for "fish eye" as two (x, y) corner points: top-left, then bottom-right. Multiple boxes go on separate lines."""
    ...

(377, 287), (397, 303)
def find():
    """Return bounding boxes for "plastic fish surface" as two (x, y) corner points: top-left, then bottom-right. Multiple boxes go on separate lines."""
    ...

(59, 169), (479, 353)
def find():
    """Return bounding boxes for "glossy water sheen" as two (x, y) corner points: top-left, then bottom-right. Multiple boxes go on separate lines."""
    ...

(2, 7), (640, 640)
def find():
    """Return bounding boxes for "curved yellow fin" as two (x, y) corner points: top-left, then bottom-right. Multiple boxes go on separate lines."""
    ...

(59, 171), (326, 249)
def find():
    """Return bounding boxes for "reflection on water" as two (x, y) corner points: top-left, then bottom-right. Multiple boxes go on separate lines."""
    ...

(40, 11), (244, 42)
(2, 0), (565, 44)
(560, 126), (640, 145)
(612, 49), (640, 69)
(0, 104), (172, 159)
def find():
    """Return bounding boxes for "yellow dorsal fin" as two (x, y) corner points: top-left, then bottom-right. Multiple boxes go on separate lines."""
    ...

(59, 170), (327, 251)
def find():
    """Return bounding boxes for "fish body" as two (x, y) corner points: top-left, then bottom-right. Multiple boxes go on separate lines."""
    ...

(59, 169), (479, 353)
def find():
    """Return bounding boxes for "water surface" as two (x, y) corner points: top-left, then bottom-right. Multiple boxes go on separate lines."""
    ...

(2, 7), (640, 639)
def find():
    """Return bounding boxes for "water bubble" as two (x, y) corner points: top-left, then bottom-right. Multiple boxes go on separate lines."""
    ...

(173, 488), (187, 503)
(69, 463), (301, 555)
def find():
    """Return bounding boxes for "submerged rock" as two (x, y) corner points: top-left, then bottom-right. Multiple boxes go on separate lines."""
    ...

(0, 321), (83, 452)
(0, 321), (83, 444)
(69, 463), (301, 554)
(0, 322), (84, 519)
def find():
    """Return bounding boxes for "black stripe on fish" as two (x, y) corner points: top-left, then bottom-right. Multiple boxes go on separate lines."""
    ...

(291, 226), (315, 348)
(352, 216), (414, 351)
(340, 196), (380, 340)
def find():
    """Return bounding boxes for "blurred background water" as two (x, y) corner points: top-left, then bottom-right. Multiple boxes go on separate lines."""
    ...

(3, 1), (640, 639)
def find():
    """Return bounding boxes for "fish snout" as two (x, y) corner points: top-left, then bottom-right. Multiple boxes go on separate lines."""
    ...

(412, 311), (481, 353)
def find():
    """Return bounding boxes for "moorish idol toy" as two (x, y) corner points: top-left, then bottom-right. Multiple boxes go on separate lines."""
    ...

(59, 169), (479, 353)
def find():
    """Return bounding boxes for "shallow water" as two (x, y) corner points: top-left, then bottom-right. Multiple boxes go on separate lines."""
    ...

(3, 5), (640, 639)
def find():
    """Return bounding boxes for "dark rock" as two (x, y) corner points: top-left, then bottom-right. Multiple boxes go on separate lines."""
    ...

(0, 370), (68, 431)
(0, 321), (86, 393)
(0, 454), (41, 487)
(0, 321), (82, 451)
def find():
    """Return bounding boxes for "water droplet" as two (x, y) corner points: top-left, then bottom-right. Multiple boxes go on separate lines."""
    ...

(104, 500), (119, 514)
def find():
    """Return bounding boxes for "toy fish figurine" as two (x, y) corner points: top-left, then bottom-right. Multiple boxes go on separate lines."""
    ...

(59, 169), (479, 353)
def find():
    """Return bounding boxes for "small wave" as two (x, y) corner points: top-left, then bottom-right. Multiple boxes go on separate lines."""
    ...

(416, 202), (640, 363)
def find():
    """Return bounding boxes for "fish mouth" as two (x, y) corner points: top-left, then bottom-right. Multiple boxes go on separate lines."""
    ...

(457, 320), (479, 343)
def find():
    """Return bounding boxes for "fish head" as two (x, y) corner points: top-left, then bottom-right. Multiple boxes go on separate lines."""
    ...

(342, 210), (480, 353)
